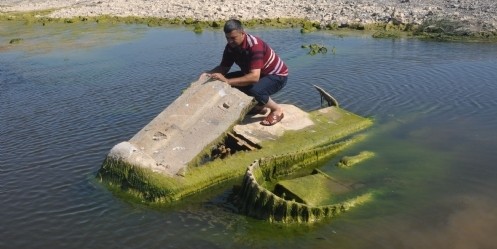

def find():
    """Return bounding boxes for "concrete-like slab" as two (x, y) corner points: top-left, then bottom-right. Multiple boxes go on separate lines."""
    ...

(107, 76), (253, 176)
(233, 104), (314, 145)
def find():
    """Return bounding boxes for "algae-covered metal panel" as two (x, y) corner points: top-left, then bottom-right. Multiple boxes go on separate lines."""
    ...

(275, 171), (351, 206)
(105, 77), (253, 176)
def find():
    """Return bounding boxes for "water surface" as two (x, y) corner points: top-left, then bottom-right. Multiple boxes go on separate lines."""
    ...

(1, 22), (497, 249)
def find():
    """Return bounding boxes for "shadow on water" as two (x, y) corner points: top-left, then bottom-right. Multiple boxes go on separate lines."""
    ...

(1, 21), (497, 249)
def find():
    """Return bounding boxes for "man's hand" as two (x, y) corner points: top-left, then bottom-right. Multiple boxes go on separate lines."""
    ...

(209, 73), (229, 84)
(198, 72), (211, 82)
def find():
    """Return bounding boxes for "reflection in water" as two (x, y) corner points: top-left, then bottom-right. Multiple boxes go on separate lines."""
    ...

(1, 22), (497, 248)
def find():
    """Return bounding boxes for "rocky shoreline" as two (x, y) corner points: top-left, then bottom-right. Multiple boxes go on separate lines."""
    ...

(1, 0), (496, 34)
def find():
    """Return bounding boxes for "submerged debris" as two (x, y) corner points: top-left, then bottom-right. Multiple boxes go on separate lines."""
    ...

(337, 151), (375, 168)
(9, 38), (23, 44)
(301, 43), (329, 55)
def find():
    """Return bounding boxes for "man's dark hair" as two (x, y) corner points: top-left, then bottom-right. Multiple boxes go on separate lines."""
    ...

(224, 19), (243, 33)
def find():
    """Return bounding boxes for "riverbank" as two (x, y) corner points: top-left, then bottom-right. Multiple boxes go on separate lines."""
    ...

(1, 0), (496, 40)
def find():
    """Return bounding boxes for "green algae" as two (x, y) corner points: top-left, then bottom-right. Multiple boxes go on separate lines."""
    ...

(412, 17), (497, 42)
(300, 20), (320, 33)
(336, 151), (375, 168)
(372, 30), (402, 39)
(232, 132), (376, 223)
(2, 10), (497, 42)
(237, 159), (374, 223)
(311, 110), (459, 224)
(274, 171), (333, 206)
(8, 38), (23, 44)
(0, 12), (317, 31)
(193, 24), (203, 34)
(301, 43), (328, 55)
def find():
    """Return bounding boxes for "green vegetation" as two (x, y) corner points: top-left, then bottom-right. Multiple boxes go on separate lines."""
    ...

(238, 159), (373, 223)
(9, 38), (23, 44)
(0, 12), (319, 31)
(372, 30), (402, 39)
(300, 20), (320, 33)
(336, 151), (375, 168)
(413, 17), (497, 41)
(301, 43), (328, 55)
(193, 24), (203, 33)
(1, 10), (496, 42)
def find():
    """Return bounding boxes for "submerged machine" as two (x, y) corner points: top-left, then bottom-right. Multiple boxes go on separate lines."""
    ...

(98, 76), (375, 223)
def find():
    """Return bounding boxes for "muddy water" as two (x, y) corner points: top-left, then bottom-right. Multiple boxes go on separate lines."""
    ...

(1, 22), (497, 249)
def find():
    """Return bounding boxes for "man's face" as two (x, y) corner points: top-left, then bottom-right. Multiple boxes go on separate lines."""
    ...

(225, 30), (245, 48)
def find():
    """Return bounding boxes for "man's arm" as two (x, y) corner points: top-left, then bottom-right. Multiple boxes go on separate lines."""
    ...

(209, 69), (260, 87)
(199, 65), (230, 81)
(224, 69), (260, 87)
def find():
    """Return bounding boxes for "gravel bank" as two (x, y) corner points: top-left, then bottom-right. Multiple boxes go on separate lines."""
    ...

(1, 0), (496, 33)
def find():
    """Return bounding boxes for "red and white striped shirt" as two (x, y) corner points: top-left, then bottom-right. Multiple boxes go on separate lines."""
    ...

(221, 33), (288, 77)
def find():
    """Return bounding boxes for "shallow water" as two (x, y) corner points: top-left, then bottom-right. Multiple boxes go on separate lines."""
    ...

(1, 22), (497, 249)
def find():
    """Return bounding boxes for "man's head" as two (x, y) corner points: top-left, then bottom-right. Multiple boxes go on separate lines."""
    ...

(224, 19), (245, 48)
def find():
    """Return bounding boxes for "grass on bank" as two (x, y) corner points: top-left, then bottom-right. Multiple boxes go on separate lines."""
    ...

(1, 10), (497, 42)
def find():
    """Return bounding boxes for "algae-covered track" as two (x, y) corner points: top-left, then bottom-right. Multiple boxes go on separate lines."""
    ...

(237, 159), (373, 223)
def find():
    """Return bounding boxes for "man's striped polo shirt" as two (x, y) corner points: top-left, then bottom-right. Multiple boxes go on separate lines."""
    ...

(220, 33), (288, 77)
